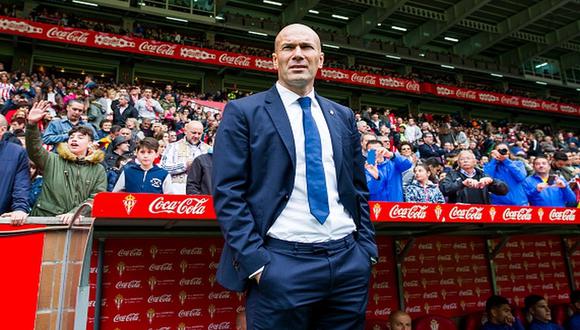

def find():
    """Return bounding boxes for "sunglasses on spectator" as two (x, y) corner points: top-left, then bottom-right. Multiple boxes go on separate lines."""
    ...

(401, 147), (411, 151)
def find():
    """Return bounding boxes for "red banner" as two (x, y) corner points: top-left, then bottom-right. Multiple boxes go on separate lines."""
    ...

(370, 202), (578, 225)
(422, 83), (580, 116)
(491, 236), (570, 307)
(400, 237), (492, 318)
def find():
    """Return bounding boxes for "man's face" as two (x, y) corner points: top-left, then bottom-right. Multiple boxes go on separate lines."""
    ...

(408, 118), (415, 126)
(389, 314), (411, 330)
(358, 122), (370, 133)
(531, 300), (551, 323)
(371, 114), (379, 121)
(361, 134), (377, 149)
(534, 158), (550, 175)
(169, 131), (177, 142)
(67, 102), (84, 122)
(553, 159), (567, 168)
(185, 124), (203, 144)
(424, 134), (433, 144)
(120, 128), (132, 139)
(458, 153), (476, 171)
(119, 97), (128, 106)
(102, 122), (112, 132)
(117, 141), (130, 153)
(491, 304), (514, 325)
(272, 24), (324, 94)
(68, 132), (91, 156)
(10, 121), (24, 131)
(143, 89), (152, 98)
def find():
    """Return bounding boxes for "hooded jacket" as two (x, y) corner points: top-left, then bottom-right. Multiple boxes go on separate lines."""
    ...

(26, 124), (107, 216)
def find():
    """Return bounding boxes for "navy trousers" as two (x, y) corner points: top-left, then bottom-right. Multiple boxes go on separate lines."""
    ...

(245, 234), (372, 330)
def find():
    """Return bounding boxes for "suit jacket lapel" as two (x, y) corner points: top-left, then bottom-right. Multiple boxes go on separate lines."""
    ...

(265, 86), (296, 168)
(316, 94), (343, 178)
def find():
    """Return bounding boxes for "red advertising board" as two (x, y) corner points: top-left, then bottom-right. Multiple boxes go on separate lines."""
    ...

(399, 237), (492, 318)
(564, 237), (580, 290)
(491, 236), (570, 307)
(1, 16), (578, 116)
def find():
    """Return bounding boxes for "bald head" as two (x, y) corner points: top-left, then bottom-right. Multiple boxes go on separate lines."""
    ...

(388, 311), (412, 330)
(273, 24), (324, 96)
(184, 120), (204, 145)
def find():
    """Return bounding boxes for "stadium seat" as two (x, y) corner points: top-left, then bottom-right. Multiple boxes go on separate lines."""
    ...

(463, 311), (486, 330)
(412, 315), (457, 330)
(550, 303), (570, 326)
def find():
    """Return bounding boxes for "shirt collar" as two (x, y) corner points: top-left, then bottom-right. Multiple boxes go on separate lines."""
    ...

(276, 82), (316, 109)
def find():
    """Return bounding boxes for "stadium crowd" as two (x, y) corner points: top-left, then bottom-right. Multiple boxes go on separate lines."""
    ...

(0, 68), (578, 224)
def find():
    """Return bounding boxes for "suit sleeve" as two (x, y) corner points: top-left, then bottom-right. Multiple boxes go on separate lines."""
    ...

(12, 149), (31, 212)
(212, 101), (271, 279)
(347, 110), (378, 259)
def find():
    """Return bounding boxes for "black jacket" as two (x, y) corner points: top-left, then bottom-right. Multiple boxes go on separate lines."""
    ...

(186, 153), (213, 195)
(112, 103), (139, 127)
(440, 168), (508, 204)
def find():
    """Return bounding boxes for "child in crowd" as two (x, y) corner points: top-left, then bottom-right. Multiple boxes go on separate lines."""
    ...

(112, 137), (173, 194)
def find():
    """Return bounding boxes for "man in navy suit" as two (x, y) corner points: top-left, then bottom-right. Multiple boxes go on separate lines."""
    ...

(212, 24), (378, 329)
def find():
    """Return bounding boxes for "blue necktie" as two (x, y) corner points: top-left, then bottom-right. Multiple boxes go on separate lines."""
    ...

(298, 97), (329, 224)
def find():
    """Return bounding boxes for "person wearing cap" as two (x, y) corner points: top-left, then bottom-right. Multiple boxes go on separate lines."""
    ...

(484, 143), (528, 206)
(481, 295), (525, 330)
(525, 295), (563, 330)
(103, 136), (131, 170)
(566, 290), (580, 330)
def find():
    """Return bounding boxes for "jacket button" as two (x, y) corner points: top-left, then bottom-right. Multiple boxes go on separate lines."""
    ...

(284, 194), (289, 200)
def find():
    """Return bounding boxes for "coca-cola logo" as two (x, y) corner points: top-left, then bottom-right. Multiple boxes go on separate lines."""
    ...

(113, 313), (140, 322)
(443, 303), (457, 310)
(554, 272), (565, 278)
(420, 267), (435, 274)
(115, 280), (142, 289)
(374, 308), (391, 316)
(502, 208), (533, 221)
(423, 292), (438, 299)
(418, 243), (433, 250)
(147, 294), (172, 303)
(178, 308), (202, 317)
(138, 41), (176, 56)
(148, 197), (208, 215)
(208, 322), (232, 330)
(512, 286), (525, 292)
(449, 206), (483, 220)
(500, 96), (520, 106)
(509, 264), (522, 270)
(522, 252), (534, 258)
(550, 251), (561, 257)
(372, 282), (389, 289)
(218, 54), (251, 67)
(474, 277), (487, 283)
(437, 254), (451, 261)
(541, 102), (559, 112)
(471, 254), (485, 260)
(440, 279), (454, 285)
(149, 263), (173, 271)
(389, 205), (428, 219)
(403, 280), (418, 287)
(549, 209), (576, 222)
(405, 81), (420, 92)
(320, 69), (349, 80)
(209, 262), (219, 270)
(180, 248), (203, 255)
(46, 27), (89, 43)
(456, 89), (477, 100)
(453, 242), (467, 249)
(458, 290), (473, 296)
(456, 266), (470, 273)
(538, 262), (550, 268)
(406, 306), (421, 313)
(180, 277), (203, 286)
(525, 274), (538, 280)
(117, 248), (143, 257)
(351, 73), (376, 85)
(208, 291), (231, 300)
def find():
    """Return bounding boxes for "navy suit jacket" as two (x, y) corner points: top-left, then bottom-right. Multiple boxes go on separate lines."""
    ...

(212, 86), (378, 291)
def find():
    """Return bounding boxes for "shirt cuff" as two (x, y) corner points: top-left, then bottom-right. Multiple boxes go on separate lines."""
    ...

(249, 266), (264, 279)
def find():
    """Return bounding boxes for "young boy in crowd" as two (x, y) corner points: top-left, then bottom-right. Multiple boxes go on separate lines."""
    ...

(112, 137), (173, 194)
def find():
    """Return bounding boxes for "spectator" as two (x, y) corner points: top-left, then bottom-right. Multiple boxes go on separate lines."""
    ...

(360, 132), (377, 158)
(424, 157), (445, 184)
(567, 290), (580, 330)
(106, 155), (130, 192)
(0, 114), (29, 225)
(540, 136), (557, 153)
(527, 133), (542, 157)
(365, 140), (412, 202)
(87, 90), (106, 130)
(440, 150), (508, 204)
(97, 119), (112, 139)
(418, 132), (445, 161)
(484, 143), (528, 206)
(160, 121), (209, 194)
(0, 71), (15, 106)
(481, 295), (524, 330)
(135, 87), (164, 120)
(28, 160), (43, 208)
(42, 98), (98, 149)
(26, 101), (106, 224)
(551, 151), (575, 182)
(524, 294), (563, 330)
(98, 123), (121, 150)
(403, 164), (445, 203)
(369, 113), (386, 135)
(103, 136), (130, 170)
(523, 156), (576, 207)
(186, 150), (213, 195)
(112, 94), (138, 127)
(387, 310), (411, 330)
(357, 120), (371, 135)
(113, 138), (173, 194)
(404, 118), (422, 144)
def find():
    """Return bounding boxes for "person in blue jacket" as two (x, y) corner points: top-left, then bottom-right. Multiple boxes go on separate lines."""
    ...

(484, 143), (528, 206)
(567, 290), (580, 330)
(481, 295), (524, 330)
(523, 156), (576, 207)
(525, 295), (564, 330)
(0, 114), (30, 225)
(365, 140), (412, 202)
(113, 137), (173, 194)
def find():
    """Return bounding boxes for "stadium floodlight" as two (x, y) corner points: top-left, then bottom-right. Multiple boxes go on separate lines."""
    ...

(418, 53), (425, 57)
(391, 26), (407, 32)
(323, 43), (340, 49)
(248, 31), (268, 37)
(308, 10), (320, 14)
(215, 15), (225, 20)
(386, 55), (401, 60)
(377, 23), (382, 27)
(72, 0), (98, 7)
(444, 37), (459, 42)
(490, 73), (503, 78)
(263, 0), (283, 6)
(166, 17), (188, 23)
(535, 81), (548, 85)
(535, 62), (548, 69)
(332, 14), (350, 20)
(441, 65), (455, 69)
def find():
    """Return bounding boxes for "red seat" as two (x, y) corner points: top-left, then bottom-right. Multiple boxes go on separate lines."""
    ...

(463, 311), (486, 330)
(550, 303), (570, 326)
(412, 315), (457, 330)
(365, 318), (388, 330)
(513, 307), (528, 326)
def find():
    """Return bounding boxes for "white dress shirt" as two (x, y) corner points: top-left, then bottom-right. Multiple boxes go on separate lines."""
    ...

(267, 83), (356, 243)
